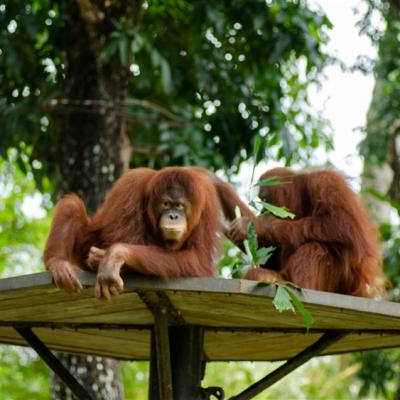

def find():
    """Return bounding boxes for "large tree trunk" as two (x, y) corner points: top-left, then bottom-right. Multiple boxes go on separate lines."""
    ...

(49, 1), (134, 399)
(359, 3), (400, 399)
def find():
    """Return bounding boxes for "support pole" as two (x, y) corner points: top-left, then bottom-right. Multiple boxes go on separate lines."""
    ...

(143, 291), (223, 399)
(149, 330), (160, 400)
(152, 307), (173, 400)
(230, 332), (347, 400)
(15, 327), (94, 400)
(169, 326), (205, 400)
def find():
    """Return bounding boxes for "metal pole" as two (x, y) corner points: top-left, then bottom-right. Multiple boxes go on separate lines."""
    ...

(230, 332), (347, 400)
(15, 327), (94, 400)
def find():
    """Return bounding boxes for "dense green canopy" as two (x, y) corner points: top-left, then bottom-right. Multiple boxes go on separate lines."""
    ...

(0, 0), (331, 187)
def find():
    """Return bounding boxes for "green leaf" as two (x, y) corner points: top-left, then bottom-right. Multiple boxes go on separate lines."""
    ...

(254, 177), (282, 187)
(249, 135), (262, 194)
(253, 135), (261, 160)
(257, 246), (275, 265)
(272, 285), (295, 312)
(151, 48), (162, 66)
(280, 280), (302, 290)
(101, 40), (118, 62)
(246, 222), (258, 262)
(286, 287), (314, 330)
(131, 33), (144, 53)
(259, 200), (295, 219)
(271, 284), (314, 330)
(119, 37), (129, 65)
(16, 156), (27, 175)
(160, 59), (172, 93)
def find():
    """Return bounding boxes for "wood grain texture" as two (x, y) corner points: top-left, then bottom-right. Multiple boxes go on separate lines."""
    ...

(1, 272), (400, 361)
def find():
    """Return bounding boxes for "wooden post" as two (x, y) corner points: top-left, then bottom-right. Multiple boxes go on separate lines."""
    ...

(169, 326), (205, 400)
(151, 308), (173, 400)
(148, 330), (160, 400)
(149, 326), (205, 400)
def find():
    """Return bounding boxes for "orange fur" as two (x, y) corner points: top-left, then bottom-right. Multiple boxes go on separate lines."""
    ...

(246, 168), (384, 298)
(44, 167), (252, 293)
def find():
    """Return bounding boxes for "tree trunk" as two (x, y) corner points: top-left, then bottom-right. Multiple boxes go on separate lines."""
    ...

(359, 3), (400, 399)
(361, 81), (394, 224)
(50, 1), (133, 399)
(361, 4), (400, 218)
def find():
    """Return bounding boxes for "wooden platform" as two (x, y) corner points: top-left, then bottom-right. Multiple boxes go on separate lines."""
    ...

(1, 271), (400, 361)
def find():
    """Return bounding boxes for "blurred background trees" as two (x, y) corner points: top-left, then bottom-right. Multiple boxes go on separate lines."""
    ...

(357, 0), (400, 398)
(0, 0), (399, 399)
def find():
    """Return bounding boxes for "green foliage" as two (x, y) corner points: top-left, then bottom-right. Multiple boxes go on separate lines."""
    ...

(356, 3), (400, 397)
(0, 346), (48, 399)
(254, 176), (282, 187)
(121, 361), (149, 399)
(250, 170), (296, 219)
(355, 350), (400, 399)
(222, 198), (312, 329)
(246, 222), (276, 267)
(259, 200), (296, 219)
(0, 0), (60, 190)
(0, 152), (51, 399)
(217, 239), (246, 279)
(283, 285), (314, 330)
(381, 222), (400, 297)
(358, 3), (400, 164)
(257, 281), (314, 330)
(127, 0), (332, 169)
(204, 356), (362, 399)
(0, 150), (51, 277)
(0, 0), (332, 180)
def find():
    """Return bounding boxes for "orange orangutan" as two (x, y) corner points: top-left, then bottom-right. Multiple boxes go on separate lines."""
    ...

(44, 167), (253, 300)
(228, 168), (384, 297)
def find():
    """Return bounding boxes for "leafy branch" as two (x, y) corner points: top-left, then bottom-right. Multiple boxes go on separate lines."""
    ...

(271, 282), (314, 331)
(237, 136), (313, 329)
(234, 206), (275, 269)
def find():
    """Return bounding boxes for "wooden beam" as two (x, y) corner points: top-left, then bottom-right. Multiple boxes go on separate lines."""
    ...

(15, 327), (94, 400)
(230, 332), (347, 400)
(169, 326), (205, 400)
(0, 321), (400, 337)
(2, 272), (400, 320)
(151, 305), (173, 400)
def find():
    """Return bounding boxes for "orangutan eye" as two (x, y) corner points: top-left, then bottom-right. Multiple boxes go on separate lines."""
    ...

(176, 203), (184, 210)
(162, 201), (170, 209)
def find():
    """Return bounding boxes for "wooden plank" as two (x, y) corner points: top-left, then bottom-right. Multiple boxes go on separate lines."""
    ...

(0, 289), (153, 324)
(119, 274), (400, 319)
(34, 328), (150, 359)
(2, 325), (400, 362)
(324, 333), (400, 355)
(204, 331), (323, 361)
(1, 284), (399, 330)
(204, 331), (400, 361)
(166, 292), (305, 328)
(166, 291), (400, 330)
(2, 272), (400, 321)
(0, 285), (59, 301)
(0, 327), (150, 360)
(1, 273), (400, 362)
